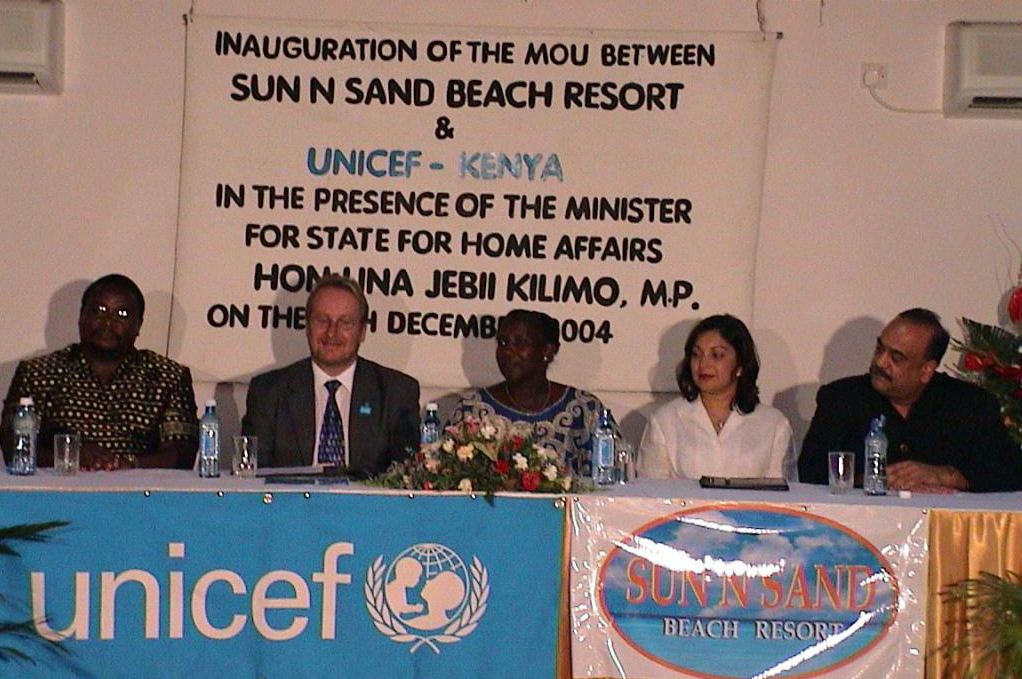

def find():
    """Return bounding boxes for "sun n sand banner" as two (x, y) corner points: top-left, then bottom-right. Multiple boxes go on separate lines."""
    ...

(173, 16), (776, 391)
(571, 497), (928, 678)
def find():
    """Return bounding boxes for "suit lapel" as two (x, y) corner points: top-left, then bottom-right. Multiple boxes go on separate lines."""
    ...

(348, 358), (380, 470)
(286, 360), (316, 465)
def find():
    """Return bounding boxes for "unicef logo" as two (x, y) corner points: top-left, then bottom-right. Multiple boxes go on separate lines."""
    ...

(365, 543), (489, 653)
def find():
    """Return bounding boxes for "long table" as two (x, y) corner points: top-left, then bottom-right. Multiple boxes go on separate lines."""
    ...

(1, 472), (1018, 678)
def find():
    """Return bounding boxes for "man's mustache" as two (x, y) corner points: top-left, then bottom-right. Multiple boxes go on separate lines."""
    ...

(869, 364), (891, 381)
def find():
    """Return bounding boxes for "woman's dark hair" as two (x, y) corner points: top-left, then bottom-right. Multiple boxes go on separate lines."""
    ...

(499, 309), (560, 350)
(677, 314), (760, 414)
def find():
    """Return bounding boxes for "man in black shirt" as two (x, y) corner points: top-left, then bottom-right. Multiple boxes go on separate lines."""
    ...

(799, 308), (1022, 492)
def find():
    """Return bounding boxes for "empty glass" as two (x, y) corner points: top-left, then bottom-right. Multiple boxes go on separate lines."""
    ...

(232, 436), (258, 477)
(54, 433), (80, 475)
(828, 451), (855, 494)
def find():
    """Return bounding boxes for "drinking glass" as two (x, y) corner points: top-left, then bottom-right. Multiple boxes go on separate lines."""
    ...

(828, 451), (855, 494)
(232, 436), (258, 477)
(615, 437), (637, 484)
(54, 433), (80, 475)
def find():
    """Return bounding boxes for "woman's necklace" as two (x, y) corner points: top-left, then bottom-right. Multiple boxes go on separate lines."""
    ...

(505, 380), (552, 414)
(703, 398), (732, 435)
(712, 414), (729, 434)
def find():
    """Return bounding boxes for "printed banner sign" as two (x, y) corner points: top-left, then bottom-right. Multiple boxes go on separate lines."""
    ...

(570, 499), (928, 678)
(172, 16), (777, 391)
(0, 490), (564, 679)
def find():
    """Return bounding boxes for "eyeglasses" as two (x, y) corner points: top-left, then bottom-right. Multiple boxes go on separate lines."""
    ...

(86, 303), (133, 321)
(310, 316), (361, 332)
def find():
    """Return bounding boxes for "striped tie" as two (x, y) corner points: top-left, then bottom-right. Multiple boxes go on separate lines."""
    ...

(319, 379), (345, 466)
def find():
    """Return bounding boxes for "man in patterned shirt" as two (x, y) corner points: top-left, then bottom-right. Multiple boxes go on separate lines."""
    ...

(1, 274), (198, 470)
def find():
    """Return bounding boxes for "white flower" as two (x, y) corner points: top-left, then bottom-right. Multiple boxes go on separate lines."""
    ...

(458, 478), (473, 492)
(539, 446), (558, 462)
(402, 474), (412, 487)
(480, 423), (497, 440)
(561, 476), (573, 491)
(456, 444), (475, 461)
(543, 464), (558, 481)
(424, 456), (440, 472)
(442, 438), (455, 453)
(509, 422), (534, 440)
(488, 418), (509, 442)
(513, 453), (529, 471)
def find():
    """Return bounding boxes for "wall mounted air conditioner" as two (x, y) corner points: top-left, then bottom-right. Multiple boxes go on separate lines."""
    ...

(0, 0), (63, 94)
(944, 22), (1022, 119)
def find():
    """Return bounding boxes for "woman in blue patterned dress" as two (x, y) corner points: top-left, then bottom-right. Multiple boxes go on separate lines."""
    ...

(449, 310), (605, 471)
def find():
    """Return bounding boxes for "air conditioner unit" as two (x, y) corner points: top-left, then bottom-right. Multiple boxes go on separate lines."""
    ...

(0, 0), (63, 94)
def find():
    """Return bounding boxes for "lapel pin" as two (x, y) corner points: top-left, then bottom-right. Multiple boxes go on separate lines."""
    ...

(359, 402), (372, 415)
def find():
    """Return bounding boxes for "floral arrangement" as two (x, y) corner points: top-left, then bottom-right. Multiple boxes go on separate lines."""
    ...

(954, 278), (1022, 445)
(374, 415), (581, 497)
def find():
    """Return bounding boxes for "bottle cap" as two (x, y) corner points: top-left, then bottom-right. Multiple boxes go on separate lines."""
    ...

(18, 396), (33, 406)
(426, 402), (438, 410)
(205, 398), (216, 407)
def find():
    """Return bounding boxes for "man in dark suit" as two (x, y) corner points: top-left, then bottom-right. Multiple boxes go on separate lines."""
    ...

(799, 308), (1022, 493)
(242, 275), (419, 475)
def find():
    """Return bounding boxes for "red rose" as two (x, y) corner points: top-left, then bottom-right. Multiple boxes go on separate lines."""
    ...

(495, 459), (511, 474)
(521, 471), (541, 491)
(994, 364), (1022, 380)
(1009, 286), (1022, 324)
(963, 352), (988, 372)
(422, 481), (433, 490)
(510, 435), (525, 451)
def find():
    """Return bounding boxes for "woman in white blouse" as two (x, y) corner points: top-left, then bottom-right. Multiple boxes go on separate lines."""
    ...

(637, 314), (796, 480)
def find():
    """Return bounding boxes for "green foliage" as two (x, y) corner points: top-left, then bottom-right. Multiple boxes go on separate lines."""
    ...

(954, 318), (1022, 446)
(957, 318), (1022, 360)
(0, 620), (67, 665)
(941, 570), (1022, 679)
(0, 521), (69, 667)
(0, 520), (69, 557)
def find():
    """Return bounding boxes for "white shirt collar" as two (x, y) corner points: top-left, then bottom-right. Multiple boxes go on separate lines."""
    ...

(312, 359), (356, 395)
(678, 396), (745, 435)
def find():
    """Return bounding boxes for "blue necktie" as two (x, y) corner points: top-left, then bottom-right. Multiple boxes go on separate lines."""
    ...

(319, 380), (345, 466)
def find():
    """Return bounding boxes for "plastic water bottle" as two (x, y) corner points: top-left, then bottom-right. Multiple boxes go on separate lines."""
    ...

(592, 408), (617, 486)
(198, 399), (220, 478)
(421, 403), (441, 445)
(863, 415), (888, 496)
(9, 397), (38, 475)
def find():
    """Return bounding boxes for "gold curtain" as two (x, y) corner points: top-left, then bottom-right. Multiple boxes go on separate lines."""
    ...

(927, 509), (1022, 679)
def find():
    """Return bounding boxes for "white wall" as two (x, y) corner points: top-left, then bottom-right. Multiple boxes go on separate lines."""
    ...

(3, 0), (1021, 447)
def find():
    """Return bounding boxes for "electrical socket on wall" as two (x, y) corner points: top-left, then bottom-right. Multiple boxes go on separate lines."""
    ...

(861, 62), (888, 89)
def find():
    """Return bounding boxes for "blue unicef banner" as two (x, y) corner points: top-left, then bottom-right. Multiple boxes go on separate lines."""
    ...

(0, 490), (564, 679)
(570, 498), (928, 679)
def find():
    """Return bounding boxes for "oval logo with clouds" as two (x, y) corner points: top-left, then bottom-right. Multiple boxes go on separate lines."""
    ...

(599, 505), (898, 678)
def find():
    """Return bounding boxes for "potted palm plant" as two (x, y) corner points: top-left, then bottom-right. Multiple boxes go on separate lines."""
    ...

(0, 521), (68, 666)
(941, 570), (1022, 679)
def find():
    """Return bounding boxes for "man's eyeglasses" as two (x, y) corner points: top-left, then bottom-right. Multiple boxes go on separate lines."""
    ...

(310, 316), (360, 332)
(86, 304), (133, 321)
